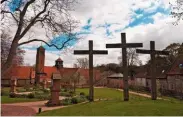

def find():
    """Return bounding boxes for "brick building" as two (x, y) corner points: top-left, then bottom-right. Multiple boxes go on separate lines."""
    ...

(133, 54), (183, 97)
(1, 46), (101, 87)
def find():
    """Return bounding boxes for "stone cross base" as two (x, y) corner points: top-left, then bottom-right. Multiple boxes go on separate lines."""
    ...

(46, 78), (61, 106)
(43, 80), (47, 89)
(46, 90), (60, 106)
(10, 79), (17, 93)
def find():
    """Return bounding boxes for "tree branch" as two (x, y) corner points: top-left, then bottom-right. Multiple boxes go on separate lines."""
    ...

(1, 0), (7, 4)
(18, 37), (73, 50)
(1, 10), (19, 25)
(19, 0), (50, 39)
(13, 0), (36, 41)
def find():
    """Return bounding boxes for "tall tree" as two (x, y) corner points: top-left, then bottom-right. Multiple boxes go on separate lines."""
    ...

(118, 48), (142, 66)
(170, 0), (183, 25)
(1, 0), (80, 76)
(74, 58), (89, 69)
(1, 30), (25, 67)
(163, 43), (183, 65)
(145, 42), (183, 67)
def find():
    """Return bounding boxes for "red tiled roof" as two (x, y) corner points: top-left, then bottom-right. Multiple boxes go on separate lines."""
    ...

(3, 66), (101, 81)
(167, 54), (183, 75)
(3, 66), (33, 79)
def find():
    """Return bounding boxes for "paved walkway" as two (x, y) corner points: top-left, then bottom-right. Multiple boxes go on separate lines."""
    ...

(95, 86), (164, 99)
(1, 105), (37, 116)
(1, 96), (66, 116)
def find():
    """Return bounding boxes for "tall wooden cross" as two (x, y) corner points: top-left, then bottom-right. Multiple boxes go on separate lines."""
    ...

(106, 33), (143, 101)
(136, 41), (169, 100)
(74, 40), (108, 102)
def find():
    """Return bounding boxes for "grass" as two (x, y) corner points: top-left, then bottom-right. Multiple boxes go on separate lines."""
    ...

(76, 88), (123, 99)
(38, 88), (183, 116)
(1, 87), (49, 103)
(1, 96), (40, 104)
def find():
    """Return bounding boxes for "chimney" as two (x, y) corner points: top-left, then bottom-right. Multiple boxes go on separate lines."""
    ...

(35, 46), (45, 84)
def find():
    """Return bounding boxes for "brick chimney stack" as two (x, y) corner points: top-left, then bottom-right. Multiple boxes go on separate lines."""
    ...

(35, 46), (45, 84)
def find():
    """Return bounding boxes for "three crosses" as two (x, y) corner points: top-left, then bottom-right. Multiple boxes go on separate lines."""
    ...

(74, 33), (169, 101)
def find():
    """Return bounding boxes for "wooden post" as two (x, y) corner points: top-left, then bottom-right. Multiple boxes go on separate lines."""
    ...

(150, 41), (156, 100)
(136, 41), (169, 100)
(89, 41), (94, 101)
(106, 33), (143, 101)
(74, 40), (108, 102)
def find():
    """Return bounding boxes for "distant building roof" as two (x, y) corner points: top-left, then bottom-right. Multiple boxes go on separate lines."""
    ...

(56, 57), (63, 62)
(3, 66), (33, 79)
(107, 73), (123, 79)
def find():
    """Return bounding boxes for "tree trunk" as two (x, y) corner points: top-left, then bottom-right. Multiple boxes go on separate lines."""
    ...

(74, 81), (76, 93)
(1, 40), (18, 77)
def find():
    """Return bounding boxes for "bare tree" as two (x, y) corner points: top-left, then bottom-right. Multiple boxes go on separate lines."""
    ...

(118, 48), (141, 66)
(74, 58), (89, 69)
(1, 0), (80, 76)
(94, 71), (114, 86)
(170, 0), (183, 25)
(1, 30), (25, 67)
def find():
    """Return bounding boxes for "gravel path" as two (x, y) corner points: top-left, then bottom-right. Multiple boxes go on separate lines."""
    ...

(1, 96), (66, 116)
(1, 105), (37, 116)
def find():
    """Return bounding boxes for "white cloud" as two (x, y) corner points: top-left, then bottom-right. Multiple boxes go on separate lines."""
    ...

(20, 0), (183, 67)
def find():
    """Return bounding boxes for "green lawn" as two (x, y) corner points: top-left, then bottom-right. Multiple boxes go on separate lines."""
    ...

(1, 96), (40, 104)
(38, 88), (183, 116)
(76, 88), (123, 99)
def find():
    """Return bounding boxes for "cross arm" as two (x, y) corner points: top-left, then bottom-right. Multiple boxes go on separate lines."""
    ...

(136, 49), (151, 54)
(155, 50), (169, 55)
(74, 50), (89, 55)
(126, 43), (143, 48)
(93, 50), (108, 54)
(106, 43), (121, 48)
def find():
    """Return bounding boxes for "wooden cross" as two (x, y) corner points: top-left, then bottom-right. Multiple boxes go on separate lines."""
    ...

(106, 33), (143, 101)
(74, 40), (108, 102)
(136, 41), (169, 100)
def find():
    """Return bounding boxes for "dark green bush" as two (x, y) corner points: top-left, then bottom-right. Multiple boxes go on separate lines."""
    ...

(42, 89), (50, 93)
(59, 92), (71, 97)
(69, 91), (75, 97)
(35, 94), (50, 100)
(9, 93), (16, 98)
(80, 92), (85, 96)
(61, 98), (72, 105)
(16, 94), (27, 98)
(60, 88), (65, 92)
(77, 97), (86, 103)
(27, 93), (35, 98)
(17, 88), (27, 92)
(23, 85), (32, 91)
(86, 95), (90, 100)
(33, 85), (42, 91)
(71, 97), (78, 104)
(64, 89), (68, 92)
(34, 91), (44, 95)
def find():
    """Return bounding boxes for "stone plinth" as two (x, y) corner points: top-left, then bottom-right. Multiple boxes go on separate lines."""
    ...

(47, 73), (61, 106)
(43, 80), (47, 89)
(10, 77), (17, 93)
